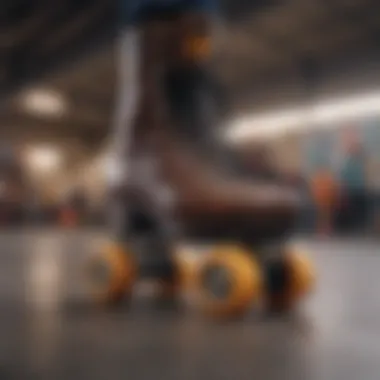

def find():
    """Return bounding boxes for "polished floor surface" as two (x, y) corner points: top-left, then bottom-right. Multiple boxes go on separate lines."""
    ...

(0, 230), (379, 379)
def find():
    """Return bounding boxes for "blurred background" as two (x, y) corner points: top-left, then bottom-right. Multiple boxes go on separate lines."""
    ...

(2, 1), (380, 378)
(1, 0), (380, 236)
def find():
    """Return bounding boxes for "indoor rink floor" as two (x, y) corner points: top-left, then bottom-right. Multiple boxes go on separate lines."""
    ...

(0, 230), (380, 380)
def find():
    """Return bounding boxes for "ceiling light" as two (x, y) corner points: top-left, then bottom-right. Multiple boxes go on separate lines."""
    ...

(226, 90), (380, 142)
(21, 89), (67, 117)
(26, 146), (63, 175)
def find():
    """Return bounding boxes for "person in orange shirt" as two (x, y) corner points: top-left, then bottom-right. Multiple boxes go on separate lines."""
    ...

(311, 169), (337, 235)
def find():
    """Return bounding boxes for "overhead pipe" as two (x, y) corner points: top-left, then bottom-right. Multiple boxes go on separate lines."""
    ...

(40, 0), (114, 52)
(0, 1), (58, 49)
(0, 24), (115, 101)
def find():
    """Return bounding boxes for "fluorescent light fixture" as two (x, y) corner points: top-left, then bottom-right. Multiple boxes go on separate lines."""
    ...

(227, 108), (307, 141)
(226, 90), (380, 142)
(26, 146), (63, 175)
(21, 89), (67, 117)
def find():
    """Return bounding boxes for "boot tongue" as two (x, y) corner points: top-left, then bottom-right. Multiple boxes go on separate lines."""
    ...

(163, 65), (223, 155)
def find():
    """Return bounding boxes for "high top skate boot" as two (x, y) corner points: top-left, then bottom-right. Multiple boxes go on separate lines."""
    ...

(133, 12), (300, 239)
(86, 1), (315, 317)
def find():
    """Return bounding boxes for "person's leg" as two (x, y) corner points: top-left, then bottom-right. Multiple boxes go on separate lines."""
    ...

(340, 190), (351, 233)
(350, 190), (365, 233)
(358, 189), (368, 233)
(350, 190), (366, 233)
(297, 197), (315, 235)
(374, 191), (380, 235)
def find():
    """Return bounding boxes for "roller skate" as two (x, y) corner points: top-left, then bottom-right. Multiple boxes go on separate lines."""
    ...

(85, 2), (315, 318)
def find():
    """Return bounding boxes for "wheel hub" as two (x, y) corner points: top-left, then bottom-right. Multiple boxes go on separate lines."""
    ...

(89, 259), (112, 286)
(202, 265), (232, 299)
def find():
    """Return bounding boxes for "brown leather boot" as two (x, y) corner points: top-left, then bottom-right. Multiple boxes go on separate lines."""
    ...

(122, 12), (300, 243)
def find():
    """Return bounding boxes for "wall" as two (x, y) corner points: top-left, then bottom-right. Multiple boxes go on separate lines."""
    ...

(265, 117), (380, 188)
(232, 52), (380, 114)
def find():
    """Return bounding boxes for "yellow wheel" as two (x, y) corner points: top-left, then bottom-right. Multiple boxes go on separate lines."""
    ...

(196, 246), (262, 319)
(266, 249), (315, 311)
(86, 243), (137, 305)
(286, 249), (315, 299)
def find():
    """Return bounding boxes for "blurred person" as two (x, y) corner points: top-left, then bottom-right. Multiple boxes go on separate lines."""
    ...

(364, 162), (380, 236)
(371, 166), (380, 236)
(338, 132), (369, 233)
(310, 168), (337, 236)
(0, 147), (29, 227)
(283, 170), (315, 235)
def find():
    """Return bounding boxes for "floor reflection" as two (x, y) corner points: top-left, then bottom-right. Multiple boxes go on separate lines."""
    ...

(26, 234), (64, 311)
(0, 232), (379, 380)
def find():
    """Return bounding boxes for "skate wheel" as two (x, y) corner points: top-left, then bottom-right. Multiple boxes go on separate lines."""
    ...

(86, 243), (136, 305)
(197, 246), (262, 319)
(266, 249), (315, 311)
(286, 249), (315, 299)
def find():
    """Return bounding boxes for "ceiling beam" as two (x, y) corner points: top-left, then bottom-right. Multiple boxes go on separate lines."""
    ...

(3, 100), (110, 129)
(233, 6), (320, 92)
(65, 91), (114, 116)
(220, 0), (280, 23)
(39, 1), (112, 52)
(319, 0), (380, 46)
(225, 41), (380, 114)
(0, 113), (108, 144)
(0, 1), (58, 50)
(0, 25), (115, 101)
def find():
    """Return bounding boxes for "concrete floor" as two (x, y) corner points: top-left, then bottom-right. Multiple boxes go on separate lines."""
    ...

(0, 230), (380, 379)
